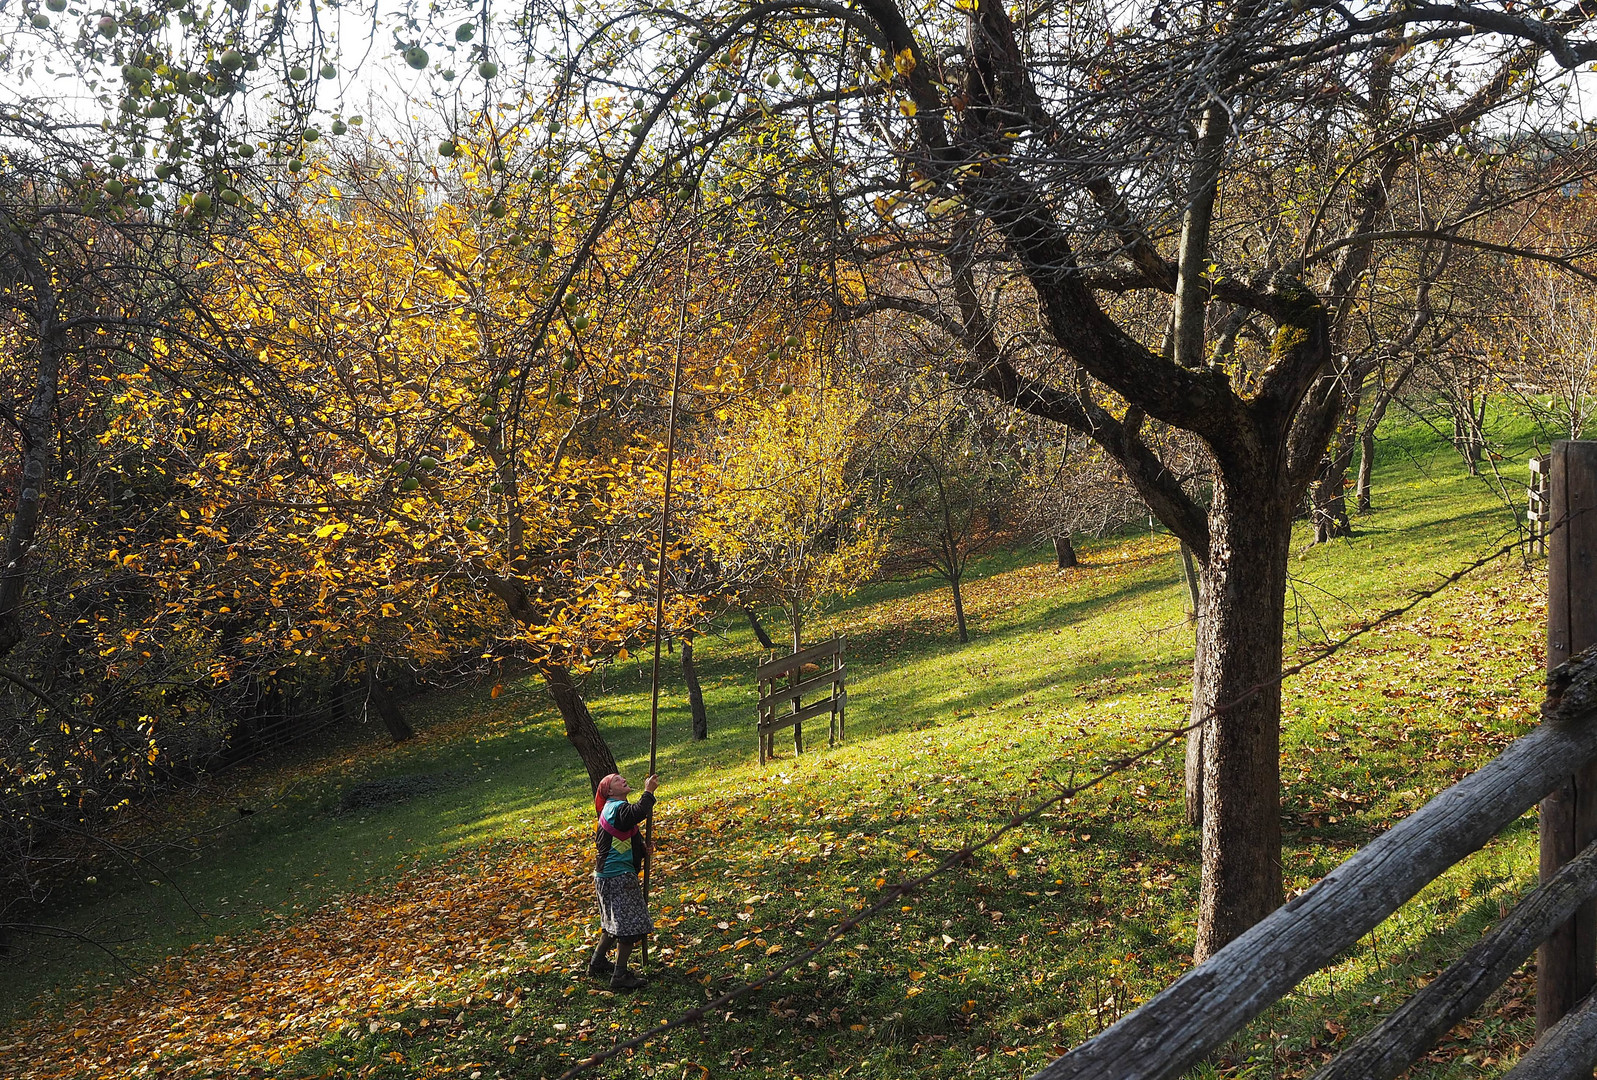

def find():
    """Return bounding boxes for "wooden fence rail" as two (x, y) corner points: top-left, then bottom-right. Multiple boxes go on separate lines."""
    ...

(1509, 987), (1597, 1080)
(1034, 647), (1597, 1080)
(1313, 837), (1597, 1080)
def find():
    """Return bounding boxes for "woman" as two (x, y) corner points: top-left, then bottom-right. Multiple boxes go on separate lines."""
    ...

(588, 771), (658, 990)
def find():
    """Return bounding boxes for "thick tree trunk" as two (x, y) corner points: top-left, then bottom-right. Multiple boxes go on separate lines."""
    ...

(364, 667), (414, 743)
(1311, 390), (1363, 544)
(1311, 481), (1351, 543)
(540, 664), (618, 790)
(1053, 535), (1077, 569)
(950, 573), (969, 643)
(1185, 660), (1207, 827)
(682, 636), (707, 741)
(1183, 535), (1206, 826)
(1192, 479), (1292, 960)
(743, 606), (775, 650)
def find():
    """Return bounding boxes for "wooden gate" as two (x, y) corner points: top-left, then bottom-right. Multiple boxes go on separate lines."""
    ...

(756, 636), (845, 765)
(1530, 454), (1550, 556)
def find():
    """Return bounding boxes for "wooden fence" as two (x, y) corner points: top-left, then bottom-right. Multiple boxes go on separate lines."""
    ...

(1530, 454), (1550, 556)
(756, 636), (845, 766)
(1029, 440), (1597, 1080)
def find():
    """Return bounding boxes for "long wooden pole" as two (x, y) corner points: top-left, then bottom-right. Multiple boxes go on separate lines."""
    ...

(640, 221), (693, 966)
(1539, 440), (1597, 1039)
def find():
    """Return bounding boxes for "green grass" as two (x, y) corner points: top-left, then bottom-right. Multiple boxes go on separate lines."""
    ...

(0, 404), (1557, 1079)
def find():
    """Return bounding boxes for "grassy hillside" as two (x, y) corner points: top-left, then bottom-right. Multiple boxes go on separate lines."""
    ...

(0, 409), (1558, 1079)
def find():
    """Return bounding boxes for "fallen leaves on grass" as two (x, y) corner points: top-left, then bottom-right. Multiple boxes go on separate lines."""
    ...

(2, 833), (597, 1079)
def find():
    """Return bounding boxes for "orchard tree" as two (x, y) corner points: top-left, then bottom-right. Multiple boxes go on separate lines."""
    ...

(874, 388), (1017, 643)
(695, 368), (887, 654)
(522, 0), (1597, 955)
(190, 141), (730, 788)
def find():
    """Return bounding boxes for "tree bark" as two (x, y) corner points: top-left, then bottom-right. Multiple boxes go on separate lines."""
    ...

(364, 665), (413, 743)
(1053, 535), (1077, 569)
(1179, 540), (1200, 623)
(951, 572), (969, 643)
(743, 606), (775, 649)
(1356, 426), (1377, 514)
(682, 636), (707, 741)
(1311, 394), (1361, 543)
(1354, 357), (1418, 514)
(1193, 477), (1292, 959)
(1312, 476), (1352, 543)
(540, 663), (618, 790)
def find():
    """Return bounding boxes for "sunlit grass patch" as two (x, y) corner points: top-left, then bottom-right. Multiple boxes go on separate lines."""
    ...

(1, 408), (1560, 1079)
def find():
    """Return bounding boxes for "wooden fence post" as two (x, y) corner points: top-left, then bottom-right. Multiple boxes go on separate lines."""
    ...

(1540, 441), (1597, 1038)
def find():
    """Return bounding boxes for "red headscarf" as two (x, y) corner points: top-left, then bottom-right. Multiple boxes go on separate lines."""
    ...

(594, 773), (622, 816)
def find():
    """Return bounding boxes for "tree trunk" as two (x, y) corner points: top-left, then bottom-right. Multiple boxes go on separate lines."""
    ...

(1354, 362), (1411, 515)
(951, 573), (969, 643)
(789, 609), (803, 749)
(1185, 658), (1207, 828)
(1053, 535), (1077, 569)
(682, 636), (707, 741)
(743, 606), (774, 650)
(1312, 479), (1352, 543)
(540, 663), (618, 790)
(1311, 389), (1363, 544)
(1192, 478), (1292, 960)
(1356, 426), (1376, 514)
(364, 666), (414, 743)
(1183, 536), (1205, 827)
(1179, 540), (1200, 623)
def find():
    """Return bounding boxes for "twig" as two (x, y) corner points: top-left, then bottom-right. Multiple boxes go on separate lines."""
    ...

(2, 923), (148, 983)
(0, 666), (68, 713)
(24, 816), (211, 920)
